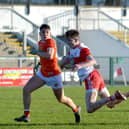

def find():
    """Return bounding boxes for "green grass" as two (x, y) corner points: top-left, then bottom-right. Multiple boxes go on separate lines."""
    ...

(0, 86), (129, 129)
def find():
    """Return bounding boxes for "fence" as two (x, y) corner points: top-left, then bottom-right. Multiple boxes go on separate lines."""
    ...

(0, 56), (129, 86)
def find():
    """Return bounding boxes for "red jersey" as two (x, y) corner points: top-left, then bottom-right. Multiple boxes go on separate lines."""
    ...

(68, 43), (94, 80)
(38, 39), (61, 77)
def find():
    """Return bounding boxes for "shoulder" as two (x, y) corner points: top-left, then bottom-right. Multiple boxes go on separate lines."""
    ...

(80, 43), (92, 55)
(79, 43), (90, 51)
(44, 39), (56, 48)
(80, 43), (90, 49)
(46, 38), (56, 44)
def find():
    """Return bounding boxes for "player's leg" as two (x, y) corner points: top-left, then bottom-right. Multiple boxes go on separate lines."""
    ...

(52, 87), (81, 123)
(14, 74), (45, 122)
(98, 75), (117, 108)
(49, 74), (81, 123)
(84, 70), (112, 113)
(85, 89), (124, 112)
(84, 70), (126, 113)
(99, 87), (116, 108)
(52, 87), (77, 110)
(85, 89), (112, 113)
(99, 88), (127, 108)
(23, 75), (45, 110)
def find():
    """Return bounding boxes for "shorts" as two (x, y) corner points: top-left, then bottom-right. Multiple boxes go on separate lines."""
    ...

(84, 70), (105, 92)
(36, 71), (63, 89)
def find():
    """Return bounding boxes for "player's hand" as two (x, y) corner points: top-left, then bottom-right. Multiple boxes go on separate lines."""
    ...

(62, 56), (71, 65)
(72, 64), (82, 71)
(60, 64), (73, 70)
(64, 64), (74, 69)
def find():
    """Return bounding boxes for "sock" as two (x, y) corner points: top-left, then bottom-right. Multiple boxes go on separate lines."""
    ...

(72, 107), (79, 112)
(24, 110), (30, 117)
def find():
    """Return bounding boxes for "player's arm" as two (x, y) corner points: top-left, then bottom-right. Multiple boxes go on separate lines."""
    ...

(59, 55), (73, 69)
(30, 47), (54, 59)
(37, 48), (54, 59)
(73, 55), (97, 70)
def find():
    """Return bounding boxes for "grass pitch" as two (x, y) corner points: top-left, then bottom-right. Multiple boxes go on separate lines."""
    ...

(0, 86), (129, 129)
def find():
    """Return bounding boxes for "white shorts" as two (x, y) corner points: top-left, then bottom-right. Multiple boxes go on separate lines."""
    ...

(36, 71), (63, 89)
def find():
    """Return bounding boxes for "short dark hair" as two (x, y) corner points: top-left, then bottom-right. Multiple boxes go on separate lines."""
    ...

(39, 24), (50, 31)
(65, 29), (79, 38)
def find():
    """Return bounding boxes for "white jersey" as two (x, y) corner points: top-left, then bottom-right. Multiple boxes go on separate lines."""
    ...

(68, 43), (94, 81)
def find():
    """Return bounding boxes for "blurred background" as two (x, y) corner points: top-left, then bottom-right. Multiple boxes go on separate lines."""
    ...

(0, 0), (129, 86)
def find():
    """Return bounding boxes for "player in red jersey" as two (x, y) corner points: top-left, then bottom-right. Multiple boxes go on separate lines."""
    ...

(60, 29), (126, 113)
(14, 24), (81, 123)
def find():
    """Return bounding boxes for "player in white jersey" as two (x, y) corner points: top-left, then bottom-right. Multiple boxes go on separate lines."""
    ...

(60, 29), (126, 113)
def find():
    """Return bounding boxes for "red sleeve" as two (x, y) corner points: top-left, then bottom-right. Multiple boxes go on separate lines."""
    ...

(81, 48), (91, 56)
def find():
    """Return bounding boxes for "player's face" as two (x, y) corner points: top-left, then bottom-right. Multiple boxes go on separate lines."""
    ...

(40, 28), (51, 41)
(66, 37), (80, 48)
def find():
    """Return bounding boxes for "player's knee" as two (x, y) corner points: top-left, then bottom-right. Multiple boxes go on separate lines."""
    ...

(23, 86), (31, 94)
(57, 96), (69, 104)
(56, 97), (64, 103)
(86, 104), (95, 113)
(87, 108), (94, 113)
